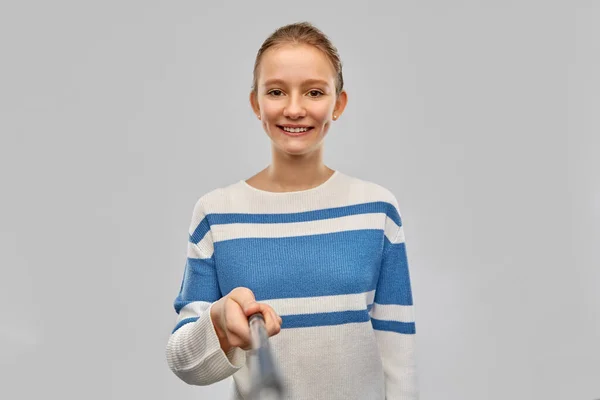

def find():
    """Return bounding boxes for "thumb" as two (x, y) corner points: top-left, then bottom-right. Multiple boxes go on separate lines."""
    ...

(242, 300), (261, 317)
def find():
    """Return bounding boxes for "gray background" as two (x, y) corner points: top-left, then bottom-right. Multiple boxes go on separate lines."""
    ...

(1, 1), (598, 399)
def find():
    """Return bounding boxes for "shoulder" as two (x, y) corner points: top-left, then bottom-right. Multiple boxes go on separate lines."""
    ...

(340, 172), (401, 210)
(337, 172), (404, 229)
(194, 184), (233, 207)
(187, 179), (244, 232)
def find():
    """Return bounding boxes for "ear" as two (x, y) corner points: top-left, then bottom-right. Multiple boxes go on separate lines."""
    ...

(333, 90), (348, 118)
(249, 91), (260, 117)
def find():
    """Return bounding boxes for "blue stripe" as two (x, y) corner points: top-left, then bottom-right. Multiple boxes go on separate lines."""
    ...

(189, 217), (210, 244)
(173, 256), (220, 313)
(172, 317), (198, 333)
(214, 230), (383, 300)
(374, 240), (413, 306)
(371, 318), (416, 334)
(205, 201), (401, 227)
(282, 310), (370, 329)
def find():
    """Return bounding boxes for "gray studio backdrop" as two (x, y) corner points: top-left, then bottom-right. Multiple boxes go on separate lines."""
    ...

(1, 1), (598, 399)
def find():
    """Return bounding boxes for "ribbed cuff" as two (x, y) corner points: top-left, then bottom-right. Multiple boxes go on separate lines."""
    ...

(169, 303), (246, 385)
(188, 303), (246, 375)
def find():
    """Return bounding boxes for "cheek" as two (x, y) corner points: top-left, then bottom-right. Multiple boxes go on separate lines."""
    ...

(313, 102), (335, 122)
(314, 109), (332, 125)
(261, 103), (281, 123)
(259, 101), (333, 126)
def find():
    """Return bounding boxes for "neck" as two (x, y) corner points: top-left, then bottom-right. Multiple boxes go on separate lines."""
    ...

(264, 147), (334, 192)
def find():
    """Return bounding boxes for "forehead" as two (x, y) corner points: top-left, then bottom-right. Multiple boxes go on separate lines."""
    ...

(258, 44), (336, 86)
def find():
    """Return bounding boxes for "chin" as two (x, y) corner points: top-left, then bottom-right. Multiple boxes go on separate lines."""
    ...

(273, 142), (320, 157)
(279, 146), (313, 156)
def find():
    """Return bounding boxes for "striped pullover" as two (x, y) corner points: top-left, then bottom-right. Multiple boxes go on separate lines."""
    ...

(165, 170), (419, 399)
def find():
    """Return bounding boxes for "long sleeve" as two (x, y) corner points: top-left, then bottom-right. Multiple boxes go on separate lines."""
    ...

(165, 201), (246, 385)
(371, 202), (419, 399)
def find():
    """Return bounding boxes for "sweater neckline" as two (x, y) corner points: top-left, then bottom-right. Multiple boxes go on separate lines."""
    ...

(240, 170), (340, 195)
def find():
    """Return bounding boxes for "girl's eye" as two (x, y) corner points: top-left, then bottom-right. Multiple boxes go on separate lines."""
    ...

(267, 89), (323, 97)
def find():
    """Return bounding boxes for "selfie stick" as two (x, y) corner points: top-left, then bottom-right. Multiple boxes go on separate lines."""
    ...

(247, 313), (285, 400)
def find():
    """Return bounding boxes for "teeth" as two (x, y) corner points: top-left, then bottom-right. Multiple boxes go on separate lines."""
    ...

(282, 126), (309, 133)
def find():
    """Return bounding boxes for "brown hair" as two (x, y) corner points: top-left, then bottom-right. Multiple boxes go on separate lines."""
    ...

(251, 21), (344, 97)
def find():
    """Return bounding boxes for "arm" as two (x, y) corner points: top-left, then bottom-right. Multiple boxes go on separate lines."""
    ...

(165, 201), (246, 385)
(371, 201), (419, 399)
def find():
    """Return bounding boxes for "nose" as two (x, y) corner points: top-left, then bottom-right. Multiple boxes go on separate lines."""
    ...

(283, 93), (306, 119)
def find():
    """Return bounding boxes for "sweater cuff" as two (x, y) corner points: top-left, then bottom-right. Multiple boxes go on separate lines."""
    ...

(170, 302), (247, 385)
(196, 302), (246, 370)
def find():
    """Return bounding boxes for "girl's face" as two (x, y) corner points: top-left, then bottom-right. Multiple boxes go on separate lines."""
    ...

(250, 43), (347, 156)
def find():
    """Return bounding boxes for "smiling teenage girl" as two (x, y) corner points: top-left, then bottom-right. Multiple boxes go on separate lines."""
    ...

(166, 21), (419, 400)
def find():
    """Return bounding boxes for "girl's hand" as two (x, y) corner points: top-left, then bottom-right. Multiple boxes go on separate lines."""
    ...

(210, 287), (283, 351)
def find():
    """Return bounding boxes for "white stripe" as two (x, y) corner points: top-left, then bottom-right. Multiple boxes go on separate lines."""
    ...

(366, 290), (375, 306)
(187, 236), (214, 258)
(190, 215), (400, 257)
(373, 330), (418, 396)
(370, 303), (415, 323)
(267, 322), (388, 398)
(261, 290), (376, 316)
(393, 226), (406, 244)
(200, 172), (400, 215)
(384, 216), (402, 243)
(177, 301), (211, 323)
(211, 213), (387, 242)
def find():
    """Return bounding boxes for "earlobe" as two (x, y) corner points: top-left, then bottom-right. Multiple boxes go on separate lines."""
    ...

(333, 90), (348, 120)
(249, 91), (260, 116)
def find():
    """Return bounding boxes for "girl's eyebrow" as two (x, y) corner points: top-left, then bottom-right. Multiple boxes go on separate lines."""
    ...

(263, 78), (329, 86)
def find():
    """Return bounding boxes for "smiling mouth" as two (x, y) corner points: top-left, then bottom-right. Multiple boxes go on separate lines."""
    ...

(276, 125), (314, 136)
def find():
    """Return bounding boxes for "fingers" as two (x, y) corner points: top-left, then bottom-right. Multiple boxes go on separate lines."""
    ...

(259, 303), (282, 337)
(269, 306), (283, 334)
(223, 287), (283, 350)
(228, 287), (257, 312)
(223, 297), (253, 350)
